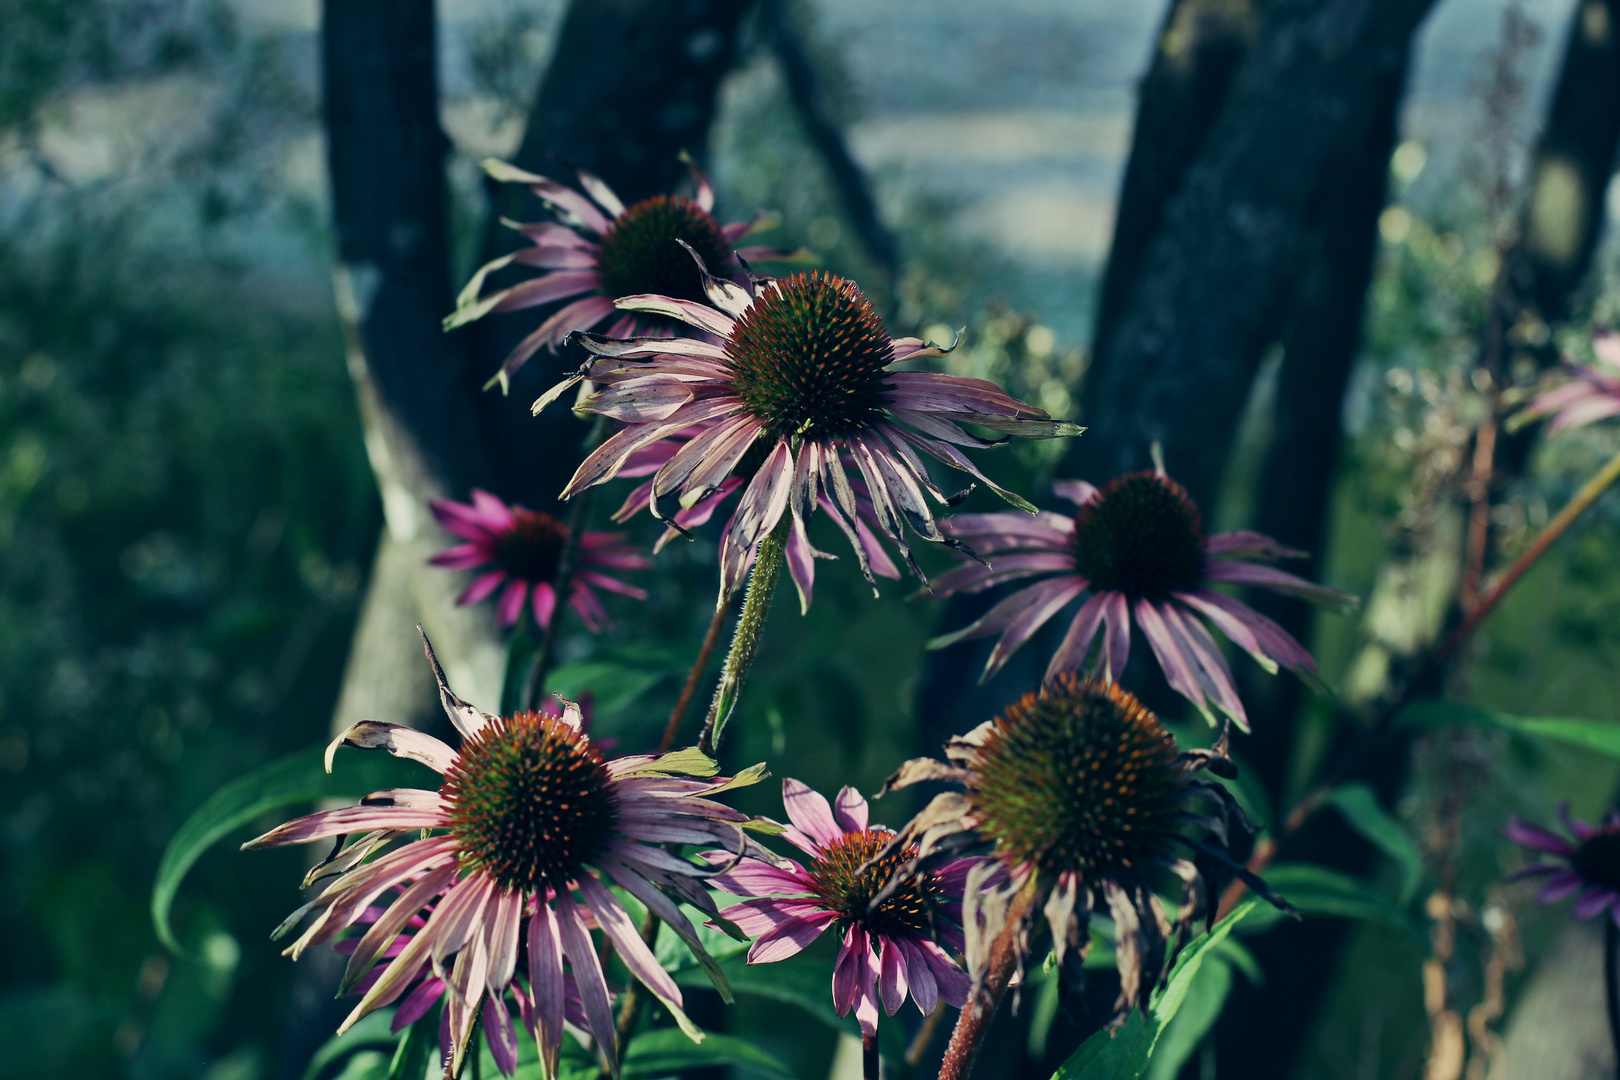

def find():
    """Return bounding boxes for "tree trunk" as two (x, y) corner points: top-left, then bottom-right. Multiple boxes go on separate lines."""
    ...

(1069, 0), (1438, 515)
(457, 0), (755, 515)
(1089, 0), (1262, 368)
(1235, 36), (1411, 802)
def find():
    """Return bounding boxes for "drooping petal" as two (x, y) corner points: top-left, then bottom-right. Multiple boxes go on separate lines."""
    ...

(554, 890), (617, 1064)
(1045, 592), (1109, 678)
(1502, 816), (1576, 857)
(878, 937), (909, 1015)
(527, 901), (566, 1080)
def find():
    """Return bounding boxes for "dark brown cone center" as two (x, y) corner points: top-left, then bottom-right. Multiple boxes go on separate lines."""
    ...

(809, 829), (944, 938)
(492, 508), (568, 584)
(1070, 471), (1206, 601)
(595, 195), (729, 305)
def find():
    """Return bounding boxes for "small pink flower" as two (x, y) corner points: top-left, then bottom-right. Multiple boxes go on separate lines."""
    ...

(446, 157), (789, 391)
(1503, 803), (1620, 924)
(247, 635), (777, 1076)
(1517, 332), (1620, 434)
(429, 489), (649, 631)
(536, 265), (1079, 607)
(702, 779), (973, 1036)
(929, 469), (1354, 731)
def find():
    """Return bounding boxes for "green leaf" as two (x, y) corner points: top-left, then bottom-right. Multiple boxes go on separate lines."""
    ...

(1399, 701), (1620, 759)
(299, 1010), (399, 1080)
(1143, 956), (1232, 1080)
(387, 1009), (438, 1080)
(1325, 783), (1424, 904)
(1052, 898), (1258, 1080)
(1237, 864), (1420, 938)
(152, 743), (433, 954)
(621, 1028), (794, 1080)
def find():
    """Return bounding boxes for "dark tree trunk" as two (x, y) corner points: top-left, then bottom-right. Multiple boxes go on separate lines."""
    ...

(1068, 0), (1438, 515)
(1510, 0), (1620, 329)
(1236, 42), (1412, 804)
(1090, 0), (1261, 368)
(458, 0), (754, 515)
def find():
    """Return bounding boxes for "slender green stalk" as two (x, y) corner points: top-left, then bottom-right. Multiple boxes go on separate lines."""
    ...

(521, 483), (595, 711)
(698, 529), (786, 757)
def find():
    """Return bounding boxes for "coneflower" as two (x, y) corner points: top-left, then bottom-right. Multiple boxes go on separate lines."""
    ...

(928, 469), (1353, 729)
(1504, 804), (1620, 922)
(535, 257), (1080, 607)
(429, 489), (649, 631)
(445, 158), (788, 391)
(246, 634), (777, 1077)
(876, 676), (1291, 1034)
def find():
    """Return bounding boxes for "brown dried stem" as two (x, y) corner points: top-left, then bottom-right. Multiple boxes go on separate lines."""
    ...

(659, 598), (731, 754)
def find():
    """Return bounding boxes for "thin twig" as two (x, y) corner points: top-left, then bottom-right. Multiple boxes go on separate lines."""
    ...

(659, 599), (732, 754)
(1460, 418), (1498, 611)
(1439, 442), (1620, 662)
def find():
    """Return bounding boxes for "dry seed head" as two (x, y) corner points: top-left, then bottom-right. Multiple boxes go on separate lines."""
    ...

(1070, 471), (1206, 601)
(441, 711), (617, 893)
(727, 270), (894, 440)
(969, 676), (1184, 880)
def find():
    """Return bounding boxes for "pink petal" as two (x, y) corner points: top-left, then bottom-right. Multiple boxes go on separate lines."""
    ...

(527, 901), (565, 1080)
(1046, 592), (1109, 677)
(1502, 816), (1575, 857)
(1051, 479), (1098, 507)
(430, 543), (492, 570)
(895, 937), (937, 1014)
(878, 936), (909, 1015)
(982, 578), (1086, 678)
(700, 854), (815, 897)
(553, 890), (616, 1058)
(496, 580), (529, 628)
(456, 570), (508, 607)
(782, 778), (844, 846)
(748, 909), (839, 963)
(832, 787), (869, 833)
(483, 993), (518, 1076)
(1135, 598), (1207, 714)
(530, 581), (556, 629)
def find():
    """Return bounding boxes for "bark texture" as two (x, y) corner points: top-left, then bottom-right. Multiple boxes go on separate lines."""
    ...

(1069, 0), (1438, 514)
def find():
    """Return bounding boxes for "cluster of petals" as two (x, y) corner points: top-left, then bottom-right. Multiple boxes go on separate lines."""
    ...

(610, 427), (900, 610)
(1503, 803), (1620, 924)
(929, 475), (1353, 730)
(1517, 332), (1620, 434)
(429, 489), (649, 631)
(876, 703), (1288, 1020)
(535, 263), (1079, 606)
(701, 779), (972, 1035)
(245, 636), (774, 1077)
(445, 158), (783, 391)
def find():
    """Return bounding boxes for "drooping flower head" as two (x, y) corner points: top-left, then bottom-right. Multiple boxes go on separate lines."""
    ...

(246, 634), (777, 1077)
(1504, 803), (1620, 924)
(928, 469), (1354, 730)
(445, 157), (790, 391)
(536, 259), (1081, 608)
(1515, 331), (1620, 434)
(877, 676), (1292, 1021)
(430, 489), (649, 631)
(699, 779), (973, 1036)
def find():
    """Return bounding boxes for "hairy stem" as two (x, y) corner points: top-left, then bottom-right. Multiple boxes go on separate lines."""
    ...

(698, 529), (785, 757)
(660, 598), (732, 754)
(937, 884), (1037, 1080)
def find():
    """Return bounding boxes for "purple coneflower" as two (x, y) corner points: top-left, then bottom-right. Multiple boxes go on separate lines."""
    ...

(446, 158), (787, 391)
(246, 635), (775, 1077)
(610, 427), (901, 611)
(877, 676), (1290, 1021)
(1504, 803), (1620, 923)
(700, 779), (972, 1036)
(536, 263), (1079, 604)
(928, 469), (1353, 730)
(1517, 332), (1620, 434)
(337, 904), (592, 1075)
(429, 489), (649, 631)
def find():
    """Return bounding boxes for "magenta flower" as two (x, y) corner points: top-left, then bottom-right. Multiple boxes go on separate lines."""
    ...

(928, 469), (1353, 730)
(1504, 803), (1620, 923)
(1517, 332), (1620, 434)
(702, 779), (972, 1036)
(609, 426), (901, 609)
(246, 636), (775, 1077)
(536, 265), (1079, 605)
(446, 157), (788, 391)
(429, 489), (649, 631)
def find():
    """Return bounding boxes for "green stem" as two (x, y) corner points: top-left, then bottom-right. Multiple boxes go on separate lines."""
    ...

(697, 528), (785, 757)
